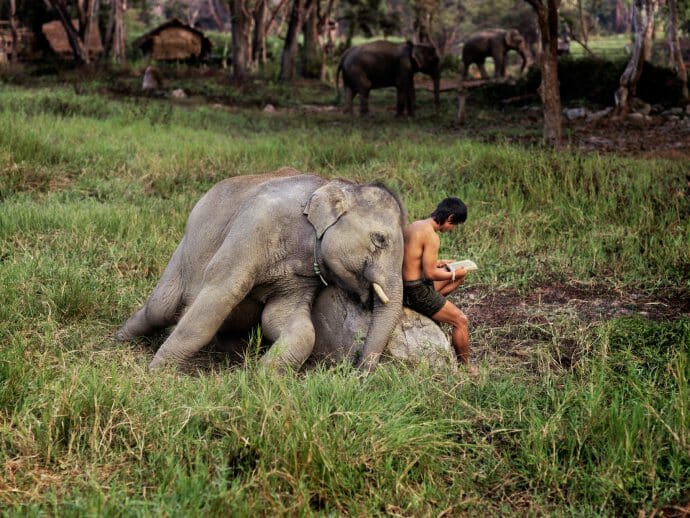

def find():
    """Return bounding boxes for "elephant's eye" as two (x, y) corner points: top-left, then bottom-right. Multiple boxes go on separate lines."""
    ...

(371, 232), (388, 249)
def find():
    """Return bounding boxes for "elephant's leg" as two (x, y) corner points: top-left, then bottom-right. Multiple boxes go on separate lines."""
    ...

(495, 54), (505, 78)
(259, 291), (317, 371)
(395, 87), (405, 117)
(344, 86), (355, 114)
(116, 244), (184, 341)
(477, 58), (489, 79)
(462, 63), (469, 80)
(397, 83), (415, 117)
(358, 80), (371, 115)
(149, 275), (254, 369)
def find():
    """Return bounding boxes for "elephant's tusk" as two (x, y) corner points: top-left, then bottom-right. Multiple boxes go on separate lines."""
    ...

(372, 283), (390, 305)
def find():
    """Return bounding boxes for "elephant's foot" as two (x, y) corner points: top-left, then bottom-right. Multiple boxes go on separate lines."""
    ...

(114, 326), (136, 342)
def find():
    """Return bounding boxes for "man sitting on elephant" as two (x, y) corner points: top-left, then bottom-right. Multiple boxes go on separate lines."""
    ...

(402, 197), (478, 376)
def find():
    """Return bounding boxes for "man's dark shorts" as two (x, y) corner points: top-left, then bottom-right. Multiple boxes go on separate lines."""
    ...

(403, 279), (446, 317)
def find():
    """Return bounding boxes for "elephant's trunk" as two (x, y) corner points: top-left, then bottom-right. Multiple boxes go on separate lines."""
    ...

(356, 278), (403, 372)
(519, 47), (530, 74)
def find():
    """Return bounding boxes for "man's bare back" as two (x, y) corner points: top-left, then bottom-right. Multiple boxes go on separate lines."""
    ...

(403, 218), (463, 290)
(401, 199), (478, 376)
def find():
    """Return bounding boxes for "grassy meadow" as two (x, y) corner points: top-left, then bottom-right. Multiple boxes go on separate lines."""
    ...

(1, 78), (689, 515)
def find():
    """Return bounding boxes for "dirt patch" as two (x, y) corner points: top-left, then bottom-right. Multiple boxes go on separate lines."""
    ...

(459, 282), (690, 330)
(451, 282), (689, 370)
(566, 117), (690, 158)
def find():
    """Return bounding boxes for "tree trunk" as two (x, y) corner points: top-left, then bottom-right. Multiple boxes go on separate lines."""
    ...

(252, 0), (268, 65)
(317, 0), (336, 81)
(577, 0), (588, 44)
(525, 0), (562, 146)
(46, 0), (91, 64)
(613, 0), (628, 33)
(9, 0), (18, 63)
(111, 0), (127, 64)
(280, 0), (306, 81)
(667, 0), (689, 100)
(301, 0), (321, 78)
(615, 0), (657, 114)
(84, 0), (100, 57)
(413, 6), (432, 44)
(208, 0), (224, 30)
(265, 0), (290, 36)
(230, 0), (253, 81)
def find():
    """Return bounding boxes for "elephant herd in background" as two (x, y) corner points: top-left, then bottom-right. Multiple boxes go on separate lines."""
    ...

(337, 28), (532, 117)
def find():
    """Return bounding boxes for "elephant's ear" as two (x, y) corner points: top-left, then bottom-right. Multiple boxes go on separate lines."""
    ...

(505, 30), (519, 47)
(304, 183), (350, 238)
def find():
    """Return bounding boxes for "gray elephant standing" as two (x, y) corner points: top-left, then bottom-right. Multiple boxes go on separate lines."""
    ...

(116, 168), (406, 372)
(462, 28), (531, 80)
(337, 40), (440, 117)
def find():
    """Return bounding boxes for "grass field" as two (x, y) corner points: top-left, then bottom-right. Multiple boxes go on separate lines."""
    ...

(1, 75), (689, 515)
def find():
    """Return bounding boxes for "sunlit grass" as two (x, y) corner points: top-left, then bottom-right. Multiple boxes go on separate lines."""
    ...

(0, 83), (688, 514)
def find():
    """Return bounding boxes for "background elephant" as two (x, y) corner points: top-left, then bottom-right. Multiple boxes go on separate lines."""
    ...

(462, 28), (531, 80)
(307, 286), (456, 370)
(116, 168), (406, 372)
(337, 40), (440, 117)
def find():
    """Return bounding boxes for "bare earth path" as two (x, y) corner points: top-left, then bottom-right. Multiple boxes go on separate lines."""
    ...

(451, 283), (690, 370)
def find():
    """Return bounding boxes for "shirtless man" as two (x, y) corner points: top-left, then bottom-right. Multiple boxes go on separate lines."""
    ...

(402, 197), (478, 376)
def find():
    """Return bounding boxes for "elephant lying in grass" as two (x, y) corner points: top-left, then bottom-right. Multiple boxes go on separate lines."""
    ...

(117, 168), (406, 372)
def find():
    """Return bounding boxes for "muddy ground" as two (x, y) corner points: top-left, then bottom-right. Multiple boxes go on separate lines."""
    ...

(454, 282), (690, 370)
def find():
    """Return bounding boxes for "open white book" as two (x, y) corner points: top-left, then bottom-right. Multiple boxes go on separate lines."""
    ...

(445, 259), (478, 272)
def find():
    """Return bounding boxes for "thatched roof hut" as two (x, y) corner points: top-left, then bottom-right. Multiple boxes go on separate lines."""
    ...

(133, 19), (212, 61)
(41, 19), (103, 60)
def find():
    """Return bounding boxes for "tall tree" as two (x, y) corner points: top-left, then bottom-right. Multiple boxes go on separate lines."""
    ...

(615, 0), (658, 114)
(105, 0), (127, 64)
(300, 0), (336, 79)
(301, 0), (320, 77)
(525, 0), (562, 145)
(667, 0), (689, 100)
(9, 0), (18, 63)
(279, 0), (306, 81)
(229, 0), (252, 80)
(577, 0), (588, 44)
(251, 0), (267, 65)
(45, 0), (97, 64)
(338, 0), (389, 48)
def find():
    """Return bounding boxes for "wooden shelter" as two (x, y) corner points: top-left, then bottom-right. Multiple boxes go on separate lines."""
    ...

(133, 19), (212, 62)
(41, 19), (103, 60)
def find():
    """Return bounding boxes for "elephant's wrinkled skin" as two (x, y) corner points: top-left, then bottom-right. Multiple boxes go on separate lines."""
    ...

(116, 169), (406, 371)
(337, 40), (440, 117)
(462, 28), (531, 80)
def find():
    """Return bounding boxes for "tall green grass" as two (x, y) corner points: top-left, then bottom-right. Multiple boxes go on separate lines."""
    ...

(1, 84), (688, 514)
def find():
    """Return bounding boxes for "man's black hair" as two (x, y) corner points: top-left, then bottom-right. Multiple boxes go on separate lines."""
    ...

(430, 197), (467, 225)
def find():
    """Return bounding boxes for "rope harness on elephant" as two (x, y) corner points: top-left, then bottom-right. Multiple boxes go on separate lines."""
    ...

(313, 235), (328, 286)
